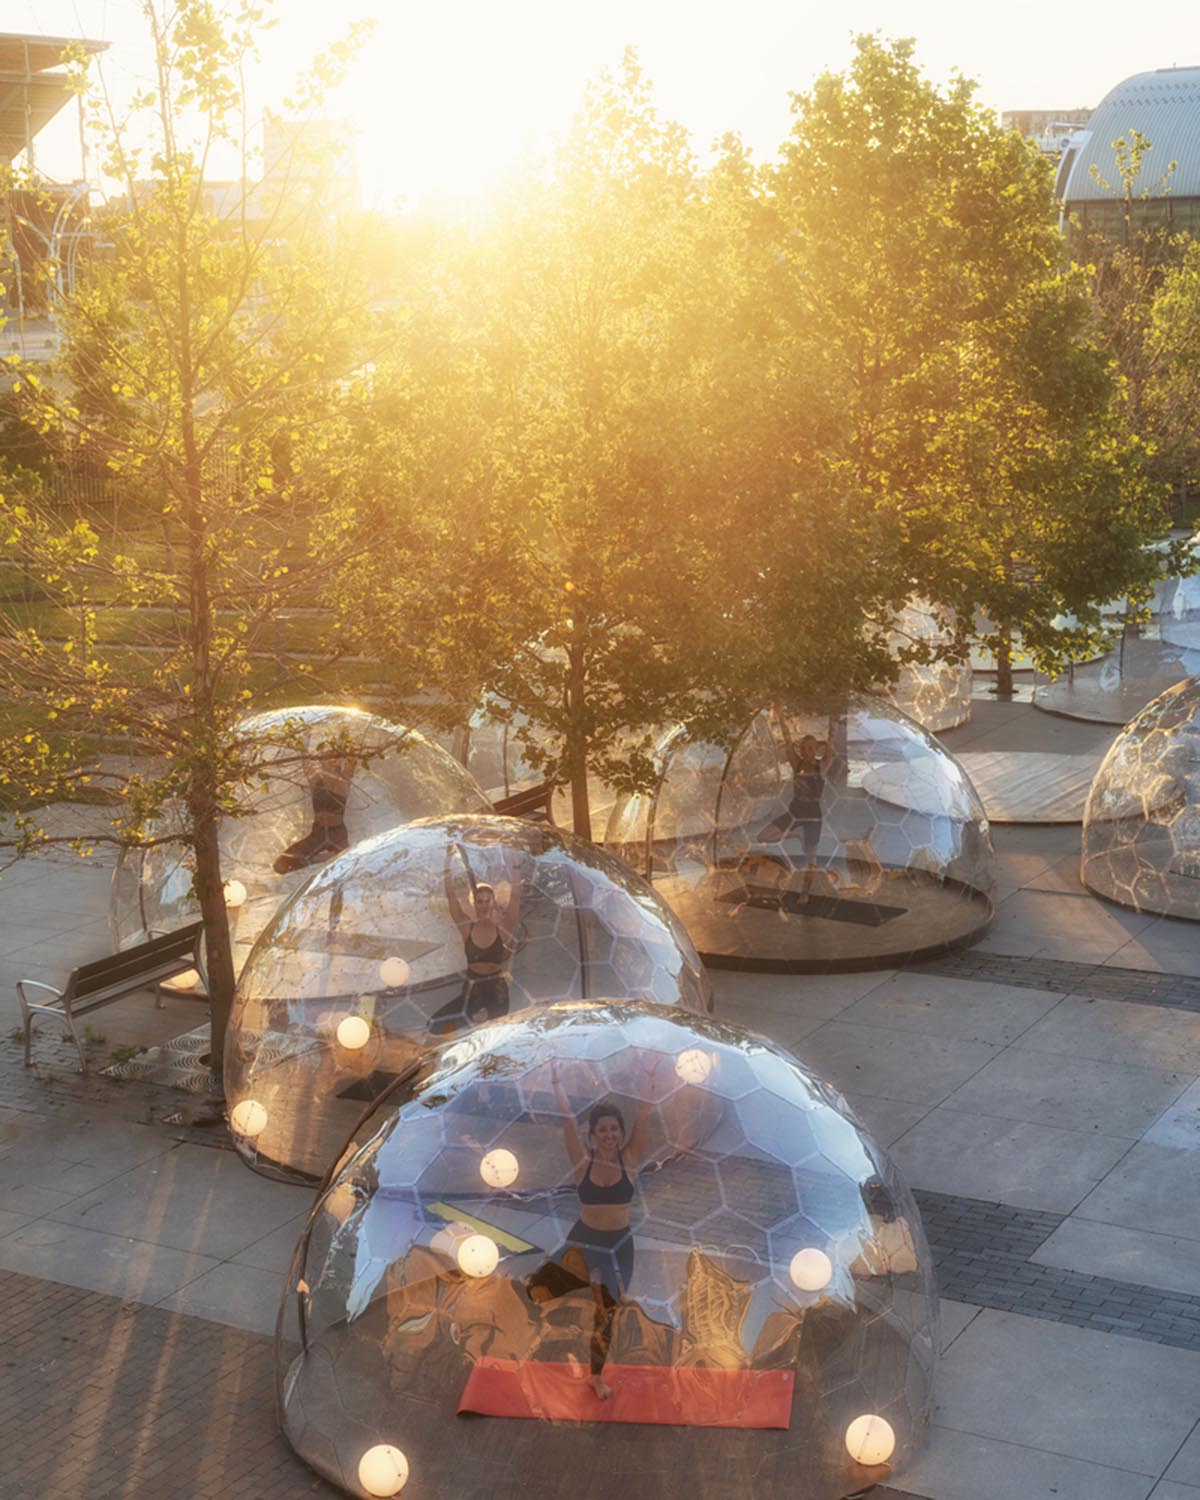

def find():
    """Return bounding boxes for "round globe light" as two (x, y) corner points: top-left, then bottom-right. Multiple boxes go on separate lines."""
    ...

(480, 1148), (520, 1188)
(223, 878), (247, 909)
(230, 1099), (268, 1139)
(358, 1443), (410, 1497)
(378, 956), (411, 989)
(845, 1413), (896, 1467)
(336, 1014), (371, 1051)
(456, 1232), (499, 1278)
(675, 1047), (714, 1084)
(789, 1247), (834, 1292)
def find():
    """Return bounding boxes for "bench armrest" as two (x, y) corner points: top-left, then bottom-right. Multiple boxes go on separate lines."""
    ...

(16, 979), (65, 1003)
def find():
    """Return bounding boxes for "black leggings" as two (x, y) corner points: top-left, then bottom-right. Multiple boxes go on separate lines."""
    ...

(428, 973), (510, 1035)
(757, 813), (822, 856)
(564, 1219), (635, 1301)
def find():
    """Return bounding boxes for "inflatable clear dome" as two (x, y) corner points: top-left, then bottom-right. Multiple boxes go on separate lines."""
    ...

(111, 707), (489, 974)
(606, 701), (993, 972)
(276, 1002), (938, 1500)
(227, 817), (713, 1180)
(1082, 676), (1200, 917)
(887, 601), (971, 732)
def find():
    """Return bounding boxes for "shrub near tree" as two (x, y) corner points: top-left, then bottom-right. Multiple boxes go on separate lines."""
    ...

(0, 0), (372, 1068)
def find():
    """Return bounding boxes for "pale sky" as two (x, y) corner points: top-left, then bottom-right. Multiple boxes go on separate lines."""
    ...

(16, 0), (1200, 209)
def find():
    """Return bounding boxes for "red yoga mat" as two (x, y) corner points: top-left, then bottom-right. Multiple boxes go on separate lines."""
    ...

(458, 1358), (794, 1429)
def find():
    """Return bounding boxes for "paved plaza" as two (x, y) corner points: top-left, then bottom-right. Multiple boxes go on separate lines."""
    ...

(2, 694), (1200, 1499)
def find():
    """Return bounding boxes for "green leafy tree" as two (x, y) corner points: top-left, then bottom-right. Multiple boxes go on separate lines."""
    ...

(0, 0), (372, 1068)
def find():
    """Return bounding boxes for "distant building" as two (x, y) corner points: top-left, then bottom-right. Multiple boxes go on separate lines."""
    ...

(1001, 108), (1092, 156)
(1057, 66), (1200, 238)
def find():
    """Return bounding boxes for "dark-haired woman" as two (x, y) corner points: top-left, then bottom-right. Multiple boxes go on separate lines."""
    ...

(529, 1060), (656, 1397)
(429, 847), (521, 1035)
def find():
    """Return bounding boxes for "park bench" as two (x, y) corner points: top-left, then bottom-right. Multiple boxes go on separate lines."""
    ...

(17, 920), (205, 1074)
(492, 781), (557, 822)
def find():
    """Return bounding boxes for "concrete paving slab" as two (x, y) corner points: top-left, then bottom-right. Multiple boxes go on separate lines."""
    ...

(230, 1211), (312, 1274)
(978, 888), (1156, 965)
(839, 972), (1063, 1046)
(890, 1426), (1155, 1500)
(1106, 920), (1200, 978)
(1015, 995), (1200, 1075)
(790, 1021), (998, 1107)
(711, 967), (892, 1020)
(1024, 852), (1090, 895)
(935, 1308), (1200, 1475)
(157, 1260), (284, 1336)
(1077, 1143), (1200, 1241)
(0, 1176), (83, 1216)
(944, 1048), (1193, 1139)
(0, 1217), (220, 1301)
(842, 1091), (932, 1148)
(1151, 1485), (1200, 1499)
(1164, 1422), (1200, 1487)
(1033, 1219), (1200, 1297)
(889, 1105), (1132, 1212)
(0, 1206), (30, 1237)
(939, 1298), (981, 1352)
(1145, 1081), (1200, 1150)
(44, 1141), (312, 1260)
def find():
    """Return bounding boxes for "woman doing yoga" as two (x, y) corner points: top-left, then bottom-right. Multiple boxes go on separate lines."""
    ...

(528, 1058), (656, 1397)
(757, 708), (829, 897)
(429, 847), (521, 1035)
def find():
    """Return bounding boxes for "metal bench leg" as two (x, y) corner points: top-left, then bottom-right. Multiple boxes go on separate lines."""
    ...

(63, 1009), (87, 1074)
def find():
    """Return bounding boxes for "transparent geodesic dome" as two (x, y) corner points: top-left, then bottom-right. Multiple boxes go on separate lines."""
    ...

(227, 817), (713, 1181)
(111, 707), (490, 975)
(606, 701), (993, 972)
(887, 600), (971, 732)
(1081, 676), (1200, 917)
(277, 1002), (938, 1500)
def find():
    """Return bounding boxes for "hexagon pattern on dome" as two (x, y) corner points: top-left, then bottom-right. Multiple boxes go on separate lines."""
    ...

(1082, 676), (1200, 917)
(277, 1002), (938, 1500)
(227, 817), (713, 1181)
(605, 701), (993, 972)
(887, 600), (971, 732)
(111, 707), (490, 973)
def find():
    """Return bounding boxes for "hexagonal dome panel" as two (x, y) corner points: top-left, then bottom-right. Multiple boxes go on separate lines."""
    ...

(606, 701), (993, 972)
(111, 706), (490, 973)
(226, 818), (713, 1181)
(887, 600), (972, 732)
(1082, 676), (1200, 917)
(277, 1002), (938, 1500)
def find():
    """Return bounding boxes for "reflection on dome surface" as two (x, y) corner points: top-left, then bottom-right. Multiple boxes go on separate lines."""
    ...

(1082, 677), (1200, 918)
(227, 817), (712, 1181)
(887, 601), (971, 732)
(111, 707), (490, 973)
(606, 702), (993, 973)
(277, 1002), (938, 1500)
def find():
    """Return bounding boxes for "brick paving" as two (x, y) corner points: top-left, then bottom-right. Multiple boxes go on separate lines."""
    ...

(0, 1268), (339, 1500)
(915, 948), (1200, 1011)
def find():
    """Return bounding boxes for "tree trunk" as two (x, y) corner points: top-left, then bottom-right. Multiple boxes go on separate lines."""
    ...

(191, 800), (236, 1074)
(995, 629), (1014, 698)
(566, 646), (592, 840)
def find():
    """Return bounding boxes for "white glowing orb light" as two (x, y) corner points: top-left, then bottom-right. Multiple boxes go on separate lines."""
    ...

(789, 1247), (834, 1292)
(336, 1014), (371, 1051)
(845, 1414), (896, 1467)
(456, 1232), (500, 1278)
(223, 878), (248, 909)
(358, 1443), (410, 1497)
(230, 1099), (268, 1139)
(378, 956), (411, 990)
(480, 1148), (520, 1189)
(675, 1048), (715, 1085)
(166, 968), (201, 991)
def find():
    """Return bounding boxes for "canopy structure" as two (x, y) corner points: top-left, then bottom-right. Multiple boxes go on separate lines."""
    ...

(0, 33), (107, 165)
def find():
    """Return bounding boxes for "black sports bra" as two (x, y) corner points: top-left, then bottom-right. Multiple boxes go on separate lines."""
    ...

(577, 1152), (635, 1206)
(464, 923), (512, 968)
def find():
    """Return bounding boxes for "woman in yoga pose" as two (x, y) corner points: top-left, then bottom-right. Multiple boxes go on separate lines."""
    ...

(528, 1059), (657, 1397)
(757, 708), (829, 897)
(429, 846), (522, 1034)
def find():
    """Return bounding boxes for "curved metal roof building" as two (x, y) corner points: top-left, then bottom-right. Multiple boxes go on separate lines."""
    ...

(1059, 66), (1200, 235)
